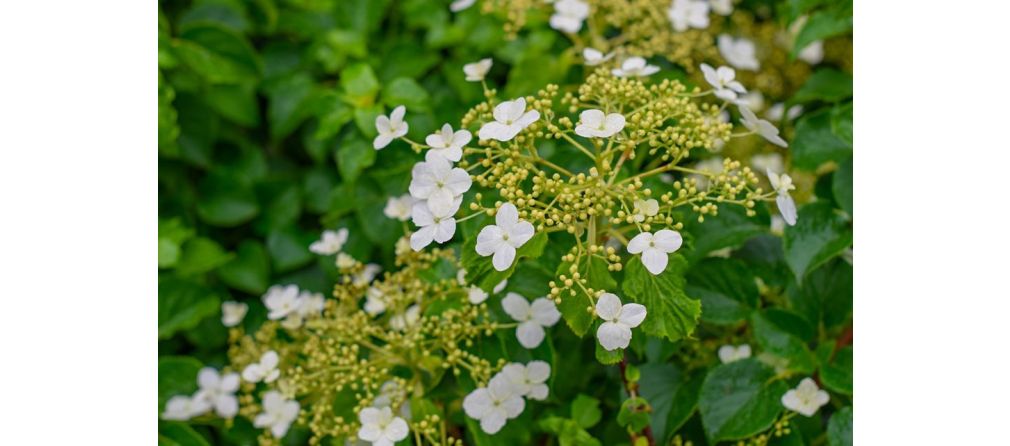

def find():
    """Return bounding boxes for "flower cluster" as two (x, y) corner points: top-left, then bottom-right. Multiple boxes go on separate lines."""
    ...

(463, 361), (551, 433)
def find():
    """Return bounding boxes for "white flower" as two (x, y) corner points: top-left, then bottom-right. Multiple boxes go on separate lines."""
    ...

(162, 395), (211, 420)
(631, 199), (659, 222)
(611, 57), (660, 78)
(336, 252), (356, 269)
(583, 48), (614, 66)
(500, 361), (551, 400)
(373, 105), (409, 150)
(627, 229), (683, 275)
(195, 367), (240, 418)
(478, 97), (540, 141)
(354, 264), (382, 286)
(221, 301), (248, 327)
(781, 378), (830, 417)
(689, 157), (724, 191)
(700, 63), (746, 101)
(242, 350), (280, 383)
(475, 203), (536, 271)
(309, 228), (348, 255)
(737, 91), (764, 112)
(408, 156), (472, 207)
(264, 285), (303, 320)
(364, 287), (388, 315)
(717, 344), (752, 363)
(594, 293), (647, 351)
(750, 153), (784, 176)
(468, 286), (489, 304)
(494, 279), (508, 294)
(718, 35), (760, 71)
(425, 123), (471, 162)
(357, 407), (409, 446)
(254, 391), (300, 438)
(740, 106), (788, 148)
(384, 194), (417, 221)
(410, 198), (461, 251)
(450, 0), (476, 12)
(464, 58), (493, 81)
(574, 109), (626, 138)
(390, 304), (421, 331)
(549, 0), (590, 33)
(767, 168), (797, 226)
(501, 293), (561, 349)
(282, 290), (326, 329)
(766, 103), (803, 122)
(709, 0), (733, 15)
(463, 374), (526, 434)
(668, 0), (710, 32)
(798, 40), (824, 65)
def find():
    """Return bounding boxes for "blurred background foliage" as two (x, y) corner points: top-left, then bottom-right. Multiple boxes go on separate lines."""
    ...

(159, 0), (851, 444)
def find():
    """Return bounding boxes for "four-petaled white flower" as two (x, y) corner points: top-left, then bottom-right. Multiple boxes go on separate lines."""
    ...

(242, 350), (280, 383)
(781, 378), (830, 417)
(717, 344), (752, 363)
(766, 103), (803, 122)
(718, 35), (760, 71)
(574, 109), (626, 138)
(611, 57), (660, 78)
(463, 374), (526, 434)
(766, 168), (797, 226)
(627, 229), (683, 275)
(632, 199), (659, 222)
(500, 361), (551, 400)
(740, 106), (788, 148)
(410, 198), (461, 251)
(710, 0), (733, 15)
(390, 304), (421, 331)
(450, 0), (476, 12)
(583, 48), (614, 66)
(195, 367), (240, 418)
(594, 293), (647, 351)
(254, 391), (300, 439)
(162, 395), (211, 420)
(384, 194), (417, 221)
(409, 156), (472, 208)
(668, 0), (710, 32)
(501, 293), (562, 348)
(264, 285), (303, 320)
(373, 105), (409, 150)
(475, 203), (536, 271)
(357, 407), (410, 446)
(478, 97), (540, 142)
(364, 287), (388, 315)
(464, 58), (492, 81)
(468, 286), (489, 304)
(425, 123), (471, 162)
(221, 301), (248, 327)
(700, 63), (747, 101)
(309, 228), (348, 255)
(549, 0), (590, 33)
(798, 40), (824, 65)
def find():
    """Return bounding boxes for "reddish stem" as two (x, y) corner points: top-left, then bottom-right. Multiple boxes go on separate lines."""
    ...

(619, 355), (656, 446)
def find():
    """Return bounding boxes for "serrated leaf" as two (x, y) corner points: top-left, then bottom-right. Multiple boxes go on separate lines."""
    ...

(686, 258), (758, 325)
(556, 256), (615, 337)
(792, 109), (853, 170)
(828, 407), (853, 446)
(788, 259), (852, 329)
(698, 359), (788, 443)
(571, 394), (602, 429)
(159, 279), (221, 339)
(783, 201), (852, 283)
(595, 341), (623, 365)
(638, 363), (703, 443)
(751, 311), (816, 374)
(159, 423), (211, 446)
(682, 206), (766, 264)
(621, 255), (701, 342)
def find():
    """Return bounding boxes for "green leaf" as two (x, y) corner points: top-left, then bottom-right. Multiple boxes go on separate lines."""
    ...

(791, 69), (852, 104)
(595, 341), (623, 365)
(340, 63), (380, 107)
(335, 139), (377, 184)
(698, 359), (789, 443)
(196, 174), (260, 227)
(218, 240), (271, 294)
(314, 92), (354, 141)
(267, 228), (314, 273)
(783, 201), (852, 283)
(159, 279), (221, 339)
(821, 346), (853, 395)
(621, 255), (701, 342)
(831, 102), (853, 146)
(794, 9), (853, 57)
(832, 156), (853, 217)
(571, 394), (602, 429)
(205, 84), (259, 127)
(158, 356), (202, 409)
(539, 417), (601, 446)
(556, 256), (616, 337)
(617, 397), (651, 432)
(382, 77), (431, 112)
(158, 218), (194, 269)
(686, 258), (758, 325)
(828, 407), (853, 446)
(638, 363), (703, 443)
(683, 206), (765, 264)
(788, 259), (852, 329)
(751, 311), (816, 374)
(175, 24), (261, 84)
(159, 423), (211, 446)
(176, 237), (234, 275)
(461, 231), (548, 293)
(792, 108), (853, 170)
(266, 73), (316, 140)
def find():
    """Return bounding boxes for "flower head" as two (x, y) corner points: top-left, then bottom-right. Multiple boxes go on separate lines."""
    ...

(740, 106), (788, 148)
(373, 105), (408, 150)
(718, 35), (760, 71)
(221, 301), (248, 327)
(264, 285), (303, 320)
(781, 378), (830, 417)
(549, 0), (590, 33)
(766, 168), (797, 226)
(475, 203), (536, 271)
(631, 199), (659, 222)
(309, 228), (348, 255)
(195, 367), (240, 418)
(574, 109), (626, 138)
(410, 198), (461, 251)
(700, 64), (746, 101)
(425, 123), (471, 162)
(463, 58), (492, 81)
(478, 97), (540, 142)
(242, 350), (280, 383)
(668, 0), (710, 32)
(408, 156), (472, 208)
(500, 361), (551, 400)
(612, 57), (660, 78)
(463, 374), (526, 434)
(162, 395), (211, 420)
(254, 391), (300, 438)
(501, 293), (561, 348)
(383, 194), (417, 221)
(583, 48), (614, 66)
(595, 293), (647, 351)
(717, 344), (752, 363)
(357, 407), (409, 446)
(627, 229), (683, 275)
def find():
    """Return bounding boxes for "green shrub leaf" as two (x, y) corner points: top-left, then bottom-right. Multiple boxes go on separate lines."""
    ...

(622, 255), (701, 342)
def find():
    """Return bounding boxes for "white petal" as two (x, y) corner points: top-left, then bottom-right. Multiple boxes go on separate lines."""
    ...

(526, 361), (551, 382)
(501, 292), (531, 321)
(445, 167), (473, 195)
(595, 293), (622, 320)
(507, 221), (535, 248)
(626, 232), (653, 254)
(373, 134), (393, 150)
(491, 245), (517, 271)
(390, 105), (406, 124)
(641, 247), (669, 275)
(530, 298), (561, 326)
(495, 202), (520, 229)
(433, 218), (457, 243)
(478, 121), (509, 141)
(502, 395), (525, 418)
(197, 367), (220, 390)
(528, 384), (549, 400)
(579, 109), (605, 127)
(385, 417), (410, 441)
(475, 225), (505, 256)
(597, 321), (632, 351)
(618, 303), (647, 328)
(516, 321), (546, 348)
(410, 225), (436, 251)
(777, 193), (797, 226)
(652, 229), (683, 253)
(463, 388), (492, 419)
(215, 395), (239, 418)
(480, 409), (508, 434)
